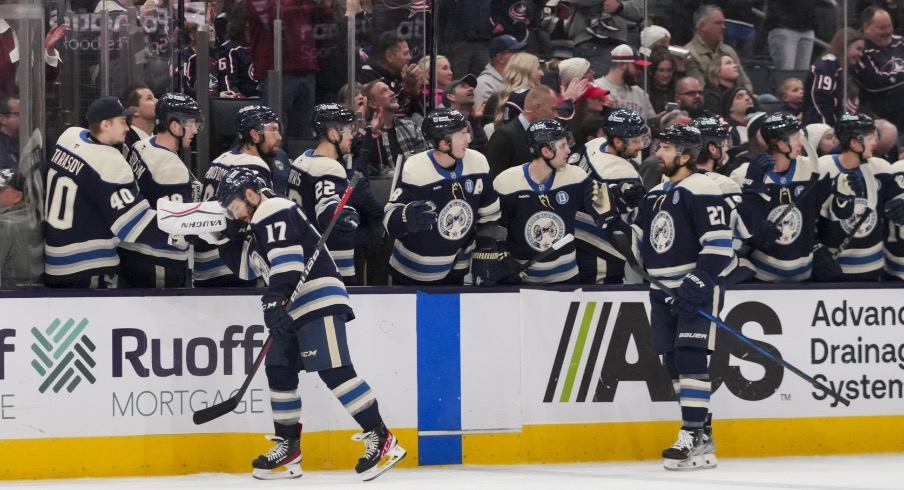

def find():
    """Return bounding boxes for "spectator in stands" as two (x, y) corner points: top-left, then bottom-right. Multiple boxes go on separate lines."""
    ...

(437, 0), (493, 78)
(363, 80), (428, 175)
(853, 6), (904, 132)
(0, 94), (19, 171)
(721, 86), (755, 148)
(444, 75), (489, 154)
(0, 168), (42, 289)
(216, 0), (259, 98)
(685, 5), (753, 95)
(805, 123), (839, 157)
(647, 47), (678, 114)
(247, 0), (333, 137)
(568, 0), (643, 76)
(803, 28), (864, 127)
(475, 34), (527, 106)
(640, 25), (671, 56)
(0, 19), (66, 99)
(565, 84), (609, 137)
(703, 54), (741, 115)
(180, 20), (220, 100)
(674, 76), (710, 119)
(359, 31), (424, 118)
(764, 0), (816, 71)
(119, 84), (157, 151)
(417, 55), (453, 108)
(485, 85), (559, 177)
(856, 0), (904, 37)
(778, 78), (804, 119)
(595, 44), (656, 120)
(875, 118), (900, 162)
(493, 53), (544, 127)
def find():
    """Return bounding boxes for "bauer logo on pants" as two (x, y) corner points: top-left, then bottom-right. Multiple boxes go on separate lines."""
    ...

(30, 318), (97, 394)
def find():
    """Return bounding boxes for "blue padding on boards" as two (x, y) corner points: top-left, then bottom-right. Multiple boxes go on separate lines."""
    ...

(417, 292), (461, 431)
(418, 434), (463, 466)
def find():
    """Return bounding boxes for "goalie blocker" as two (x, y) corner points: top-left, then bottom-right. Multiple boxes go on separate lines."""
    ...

(156, 199), (228, 244)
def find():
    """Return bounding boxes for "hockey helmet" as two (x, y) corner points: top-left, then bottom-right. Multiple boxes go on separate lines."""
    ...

(690, 116), (730, 148)
(422, 107), (469, 146)
(154, 92), (203, 133)
(760, 112), (802, 145)
(235, 105), (281, 142)
(526, 119), (574, 157)
(603, 108), (648, 140)
(216, 167), (266, 211)
(658, 123), (703, 161)
(834, 112), (877, 150)
(311, 103), (357, 139)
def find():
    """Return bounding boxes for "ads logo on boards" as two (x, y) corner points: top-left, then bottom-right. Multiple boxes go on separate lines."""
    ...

(545, 301), (784, 403)
(30, 318), (97, 393)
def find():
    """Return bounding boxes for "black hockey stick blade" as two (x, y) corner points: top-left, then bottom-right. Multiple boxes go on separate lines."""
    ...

(832, 207), (872, 260)
(511, 233), (574, 277)
(610, 231), (851, 407)
(192, 396), (240, 425)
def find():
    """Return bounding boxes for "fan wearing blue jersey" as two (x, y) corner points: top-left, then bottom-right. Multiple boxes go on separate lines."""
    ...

(120, 93), (203, 288)
(816, 113), (904, 281)
(384, 108), (501, 285)
(574, 109), (648, 284)
(287, 104), (361, 284)
(44, 96), (178, 288)
(194, 105), (278, 287)
(215, 167), (406, 482)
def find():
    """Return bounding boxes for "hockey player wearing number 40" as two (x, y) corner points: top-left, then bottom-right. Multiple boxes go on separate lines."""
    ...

(215, 167), (406, 481)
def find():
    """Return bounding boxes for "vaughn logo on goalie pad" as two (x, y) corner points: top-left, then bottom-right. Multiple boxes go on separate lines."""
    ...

(156, 199), (228, 234)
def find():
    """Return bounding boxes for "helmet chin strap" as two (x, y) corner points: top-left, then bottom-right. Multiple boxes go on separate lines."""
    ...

(853, 136), (867, 164)
(328, 131), (345, 158)
(439, 136), (464, 161)
(541, 146), (557, 171)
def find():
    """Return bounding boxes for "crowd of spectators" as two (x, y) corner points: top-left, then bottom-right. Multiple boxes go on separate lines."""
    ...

(6, 0), (904, 289)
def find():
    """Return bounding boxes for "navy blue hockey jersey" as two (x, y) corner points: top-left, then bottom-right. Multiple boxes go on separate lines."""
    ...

(802, 55), (847, 126)
(215, 39), (259, 97)
(884, 160), (904, 279)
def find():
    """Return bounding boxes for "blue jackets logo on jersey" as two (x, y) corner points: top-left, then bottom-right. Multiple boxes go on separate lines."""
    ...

(555, 191), (569, 205)
(767, 205), (804, 245)
(438, 199), (474, 241)
(526, 211), (566, 251)
(650, 211), (676, 254)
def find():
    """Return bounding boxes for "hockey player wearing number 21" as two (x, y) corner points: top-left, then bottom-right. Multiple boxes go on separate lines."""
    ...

(44, 96), (180, 288)
(214, 167), (406, 481)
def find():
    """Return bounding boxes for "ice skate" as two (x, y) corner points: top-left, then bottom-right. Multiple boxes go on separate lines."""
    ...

(251, 435), (302, 480)
(586, 15), (620, 39)
(352, 424), (407, 481)
(662, 428), (708, 471)
(701, 414), (717, 468)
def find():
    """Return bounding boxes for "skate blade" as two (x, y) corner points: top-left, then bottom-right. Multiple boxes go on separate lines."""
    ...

(702, 453), (718, 469)
(663, 455), (706, 471)
(359, 445), (407, 482)
(252, 463), (303, 480)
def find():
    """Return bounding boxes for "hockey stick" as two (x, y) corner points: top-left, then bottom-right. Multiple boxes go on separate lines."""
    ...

(495, 233), (575, 285)
(193, 173), (362, 425)
(609, 231), (851, 407)
(832, 207), (872, 260)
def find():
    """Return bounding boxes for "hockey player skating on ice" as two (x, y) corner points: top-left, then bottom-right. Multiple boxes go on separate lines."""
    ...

(215, 167), (406, 481)
(607, 124), (732, 470)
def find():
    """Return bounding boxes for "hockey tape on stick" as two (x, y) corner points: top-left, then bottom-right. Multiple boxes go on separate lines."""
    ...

(156, 199), (227, 234)
(504, 233), (575, 282)
(192, 174), (362, 425)
(609, 231), (852, 407)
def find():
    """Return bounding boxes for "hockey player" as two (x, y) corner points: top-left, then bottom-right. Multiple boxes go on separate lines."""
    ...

(120, 93), (203, 288)
(816, 112), (904, 280)
(613, 124), (732, 470)
(493, 119), (614, 285)
(194, 105), (277, 287)
(731, 113), (856, 282)
(44, 96), (176, 288)
(287, 103), (361, 284)
(215, 167), (406, 481)
(574, 108), (647, 284)
(884, 160), (904, 279)
(384, 108), (501, 285)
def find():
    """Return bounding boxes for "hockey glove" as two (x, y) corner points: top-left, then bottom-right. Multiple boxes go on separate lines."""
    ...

(752, 219), (782, 251)
(885, 198), (904, 225)
(672, 269), (715, 318)
(585, 180), (618, 228)
(613, 182), (646, 210)
(811, 244), (843, 282)
(220, 217), (250, 243)
(471, 239), (523, 286)
(402, 200), (438, 234)
(261, 293), (295, 339)
(333, 207), (361, 241)
(742, 153), (774, 194)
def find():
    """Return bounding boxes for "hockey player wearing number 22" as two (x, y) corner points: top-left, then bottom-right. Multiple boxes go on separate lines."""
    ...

(215, 167), (406, 481)
(44, 96), (179, 288)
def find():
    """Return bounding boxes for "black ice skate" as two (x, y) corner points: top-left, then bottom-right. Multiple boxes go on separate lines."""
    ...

(586, 15), (620, 39)
(701, 414), (717, 468)
(251, 435), (302, 480)
(352, 424), (407, 481)
(662, 428), (708, 471)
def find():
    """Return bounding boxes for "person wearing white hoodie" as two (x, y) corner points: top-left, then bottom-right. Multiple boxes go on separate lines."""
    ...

(474, 35), (526, 106)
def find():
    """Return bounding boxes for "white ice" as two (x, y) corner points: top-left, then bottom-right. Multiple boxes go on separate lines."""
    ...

(1, 454), (901, 490)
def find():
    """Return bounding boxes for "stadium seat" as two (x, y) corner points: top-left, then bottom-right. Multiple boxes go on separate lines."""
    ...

(745, 64), (774, 96)
(209, 98), (258, 156)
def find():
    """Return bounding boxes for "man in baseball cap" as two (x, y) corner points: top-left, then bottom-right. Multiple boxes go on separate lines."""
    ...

(443, 74), (488, 153)
(595, 44), (656, 120)
(476, 34), (527, 106)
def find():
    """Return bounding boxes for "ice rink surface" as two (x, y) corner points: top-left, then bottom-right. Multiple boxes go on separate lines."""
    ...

(1, 454), (901, 490)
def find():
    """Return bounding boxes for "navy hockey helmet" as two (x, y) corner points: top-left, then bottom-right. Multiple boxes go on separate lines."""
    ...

(760, 112), (802, 145)
(422, 107), (469, 146)
(216, 167), (265, 211)
(154, 92), (203, 133)
(311, 103), (356, 139)
(235, 105), (281, 143)
(834, 112), (876, 150)
(690, 116), (730, 148)
(526, 119), (574, 157)
(603, 108), (648, 140)
(658, 123), (703, 161)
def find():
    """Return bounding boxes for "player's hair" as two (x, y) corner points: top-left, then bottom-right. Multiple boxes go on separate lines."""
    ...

(89, 121), (103, 134)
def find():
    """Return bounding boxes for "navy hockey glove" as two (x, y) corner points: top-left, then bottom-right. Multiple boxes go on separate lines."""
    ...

(261, 293), (295, 338)
(885, 198), (904, 225)
(743, 153), (774, 194)
(672, 269), (715, 317)
(402, 200), (438, 234)
(752, 219), (782, 251)
(333, 207), (360, 240)
(471, 239), (523, 286)
(613, 182), (646, 210)
(221, 218), (250, 242)
(811, 244), (843, 282)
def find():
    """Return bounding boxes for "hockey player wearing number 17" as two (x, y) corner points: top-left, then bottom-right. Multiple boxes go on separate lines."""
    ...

(215, 167), (406, 481)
